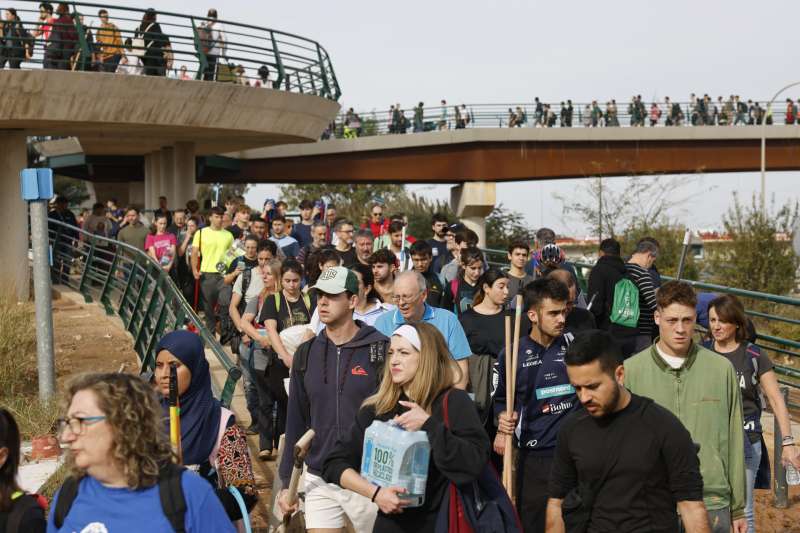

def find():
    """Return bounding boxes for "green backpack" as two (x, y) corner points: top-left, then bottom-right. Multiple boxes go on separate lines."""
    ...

(610, 277), (640, 328)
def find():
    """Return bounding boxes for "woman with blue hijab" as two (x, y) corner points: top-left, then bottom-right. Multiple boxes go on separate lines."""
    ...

(154, 330), (257, 523)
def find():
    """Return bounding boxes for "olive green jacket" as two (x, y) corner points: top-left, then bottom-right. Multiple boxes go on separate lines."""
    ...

(624, 341), (746, 519)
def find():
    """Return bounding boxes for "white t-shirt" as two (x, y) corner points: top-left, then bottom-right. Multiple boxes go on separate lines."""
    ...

(655, 343), (687, 370)
(233, 269), (264, 304)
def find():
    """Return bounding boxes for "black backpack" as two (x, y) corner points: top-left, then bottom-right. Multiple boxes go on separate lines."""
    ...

(292, 334), (387, 425)
(53, 463), (187, 532)
(6, 493), (46, 533)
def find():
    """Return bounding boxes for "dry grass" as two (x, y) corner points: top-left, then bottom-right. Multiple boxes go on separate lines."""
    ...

(0, 295), (59, 439)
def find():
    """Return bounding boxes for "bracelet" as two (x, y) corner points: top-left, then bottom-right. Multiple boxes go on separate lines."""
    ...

(371, 486), (381, 502)
(783, 442), (796, 447)
(783, 436), (795, 443)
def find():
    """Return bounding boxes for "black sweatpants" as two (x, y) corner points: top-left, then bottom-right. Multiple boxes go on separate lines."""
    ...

(516, 451), (553, 533)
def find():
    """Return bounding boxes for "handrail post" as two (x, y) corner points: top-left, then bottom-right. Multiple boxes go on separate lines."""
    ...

(190, 17), (208, 80)
(308, 67), (317, 95)
(326, 55), (341, 100)
(78, 237), (96, 302)
(296, 71), (303, 94)
(71, 7), (91, 71)
(269, 31), (285, 90)
(774, 385), (790, 508)
(316, 44), (331, 99)
(98, 247), (120, 315)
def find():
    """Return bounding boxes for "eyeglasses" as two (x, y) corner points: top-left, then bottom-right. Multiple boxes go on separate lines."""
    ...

(393, 291), (423, 305)
(372, 212), (382, 217)
(57, 416), (106, 436)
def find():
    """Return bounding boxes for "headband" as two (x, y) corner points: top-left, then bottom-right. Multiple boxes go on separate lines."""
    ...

(392, 324), (421, 352)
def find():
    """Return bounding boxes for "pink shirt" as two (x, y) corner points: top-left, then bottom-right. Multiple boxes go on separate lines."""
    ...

(145, 232), (177, 262)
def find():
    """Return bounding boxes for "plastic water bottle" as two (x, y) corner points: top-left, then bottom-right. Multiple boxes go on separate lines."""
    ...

(787, 464), (800, 485)
(361, 420), (430, 507)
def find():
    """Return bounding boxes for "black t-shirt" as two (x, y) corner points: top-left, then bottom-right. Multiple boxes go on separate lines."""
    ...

(228, 224), (246, 240)
(711, 342), (773, 439)
(565, 307), (596, 335)
(423, 270), (444, 308)
(257, 292), (314, 331)
(441, 277), (478, 317)
(549, 393), (703, 533)
(427, 238), (449, 273)
(339, 247), (357, 268)
(459, 307), (506, 357)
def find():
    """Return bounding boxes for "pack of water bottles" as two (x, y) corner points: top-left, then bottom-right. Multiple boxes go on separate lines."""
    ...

(361, 420), (431, 507)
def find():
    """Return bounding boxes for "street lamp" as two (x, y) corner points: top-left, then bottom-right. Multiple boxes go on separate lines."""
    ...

(760, 81), (800, 213)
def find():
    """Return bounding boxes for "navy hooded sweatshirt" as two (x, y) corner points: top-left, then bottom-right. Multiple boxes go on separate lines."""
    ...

(279, 322), (389, 485)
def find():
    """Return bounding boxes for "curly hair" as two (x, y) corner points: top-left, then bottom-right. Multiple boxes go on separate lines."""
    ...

(63, 373), (173, 489)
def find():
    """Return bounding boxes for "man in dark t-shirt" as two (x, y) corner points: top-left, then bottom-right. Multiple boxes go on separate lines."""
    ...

(546, 330), (710, 533)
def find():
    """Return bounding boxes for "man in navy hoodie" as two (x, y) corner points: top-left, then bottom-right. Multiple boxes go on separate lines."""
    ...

(494, 277), (578, 533)
(277, 266), (389, 531)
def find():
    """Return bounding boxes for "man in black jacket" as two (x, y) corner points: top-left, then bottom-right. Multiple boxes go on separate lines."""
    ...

(277, 266), (388, 531)
(587, 238), (626, 330)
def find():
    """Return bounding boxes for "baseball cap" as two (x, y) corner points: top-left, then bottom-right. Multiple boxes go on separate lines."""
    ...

(310, 266), (359, 295)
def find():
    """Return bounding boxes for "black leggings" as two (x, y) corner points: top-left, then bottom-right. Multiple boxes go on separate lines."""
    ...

(266, 359), (289, 449)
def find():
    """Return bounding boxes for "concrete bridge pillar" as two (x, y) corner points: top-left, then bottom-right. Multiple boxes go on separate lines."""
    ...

(0, 133), (31, 300)
(144, 152), (159, 211)
(450, 182), (496, 248)
(158, 146), (175, 208)
(171, 142), (196, 209)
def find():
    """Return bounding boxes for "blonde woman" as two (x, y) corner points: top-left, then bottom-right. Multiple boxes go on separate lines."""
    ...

(48, 373), (232, 532)
(239, 258), (282, 458)
(323, 322), (489, 532)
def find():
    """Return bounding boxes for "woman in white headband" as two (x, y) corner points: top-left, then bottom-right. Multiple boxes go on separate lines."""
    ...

(321, 322), (490, 532)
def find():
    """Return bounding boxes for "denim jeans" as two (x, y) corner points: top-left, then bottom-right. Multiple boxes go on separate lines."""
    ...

(744, 439), (762, 533)
(238, 341), (260, 422)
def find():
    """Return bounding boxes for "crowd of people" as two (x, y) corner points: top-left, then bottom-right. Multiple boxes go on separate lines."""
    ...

(0, 3), (274, 84)
(330, 93), (800, 138)
(13, 193), (797, 532)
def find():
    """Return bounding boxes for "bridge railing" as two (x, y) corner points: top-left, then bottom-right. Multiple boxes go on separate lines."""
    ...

(333, 100), (790, 137)
(4, 1), (340, 99)
(482, 247), (800, 406)
(47, 218), (241, 407)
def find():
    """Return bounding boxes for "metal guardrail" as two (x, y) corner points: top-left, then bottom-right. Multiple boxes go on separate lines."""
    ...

(482, 248), (800, 405)
(333, 100), (793, 137)
(47, 218), (241, 407)
(3, 1), (340, 99)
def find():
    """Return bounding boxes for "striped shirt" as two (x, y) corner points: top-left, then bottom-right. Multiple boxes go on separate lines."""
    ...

(625, 263), (657, 336)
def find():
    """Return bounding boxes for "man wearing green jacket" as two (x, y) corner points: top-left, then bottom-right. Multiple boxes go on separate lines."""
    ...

(624, 280), (746, 533)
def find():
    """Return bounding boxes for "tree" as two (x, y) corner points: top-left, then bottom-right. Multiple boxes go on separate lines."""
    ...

(709, 194), (798, 295)
(54, 175), (90, 208)
(195, 184), (250, 210)
(621, 222), (699, 279)
(279, 184), (405, 224)
(556, 175), (708, 239)
(485, 204), (536, 249)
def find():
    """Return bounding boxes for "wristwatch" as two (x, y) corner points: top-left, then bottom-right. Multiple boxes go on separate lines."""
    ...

(782, 436), (795, 447)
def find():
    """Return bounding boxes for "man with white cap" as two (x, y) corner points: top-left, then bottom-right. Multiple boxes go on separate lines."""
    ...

(278, 266), (389, 532)
(374, 271), (471, 389)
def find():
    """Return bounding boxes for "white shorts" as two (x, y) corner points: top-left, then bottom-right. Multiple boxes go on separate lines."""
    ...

(304, 472), (378, 532)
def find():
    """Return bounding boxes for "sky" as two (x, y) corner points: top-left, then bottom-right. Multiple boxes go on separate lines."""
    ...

(21, 0), (799, 236)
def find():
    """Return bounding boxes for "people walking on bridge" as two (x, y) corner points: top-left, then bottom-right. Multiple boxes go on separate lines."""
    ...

(44, 3), (77, 70)
(706, 294), (800, 533)
(278, 266), (388, 531)
(49, 372), (234, 532)
(546, 330), (711, 533)
(146, 213), (178, 277)
(1, 9), (31, 70)
(154, 330), (258, 524)
(117, 206), (149, 252)
(191, 206), (234, 332)
(135, 8), (171, 76)
(413, 102), (424, 132)
(624, 281), (747, 533)
(199, 9), (226, 81)
(438, 100), (448, 130)
(494, 277), (577, 533)
(95, 9), (122, 72)
(322, 322), (490, 532)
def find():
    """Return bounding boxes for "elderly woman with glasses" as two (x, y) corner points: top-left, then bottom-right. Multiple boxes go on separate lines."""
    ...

(49, 373), (233, 532)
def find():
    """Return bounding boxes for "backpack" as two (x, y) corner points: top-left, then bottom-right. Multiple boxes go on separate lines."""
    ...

(53, 463), (188, 532)
(198, 23), (216, 54)
(291, 335), (388, 425)
(6, 492), (47, 533)
(227, 268), (253, 354)
(609, 277), (639, 328)
(435, 391), (522, 533)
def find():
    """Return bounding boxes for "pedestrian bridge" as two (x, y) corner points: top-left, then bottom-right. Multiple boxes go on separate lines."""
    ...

(219, 125), (800, 183)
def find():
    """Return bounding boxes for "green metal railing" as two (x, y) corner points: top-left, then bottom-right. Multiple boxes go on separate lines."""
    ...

(482, 247), (800, 406)
(47, 218), (240, 407)
(6, 1), (340, 99)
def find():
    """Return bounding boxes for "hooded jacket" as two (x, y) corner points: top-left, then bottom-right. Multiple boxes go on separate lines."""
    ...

(587, 254), (631, 332)
(279, 322), (389, 485)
